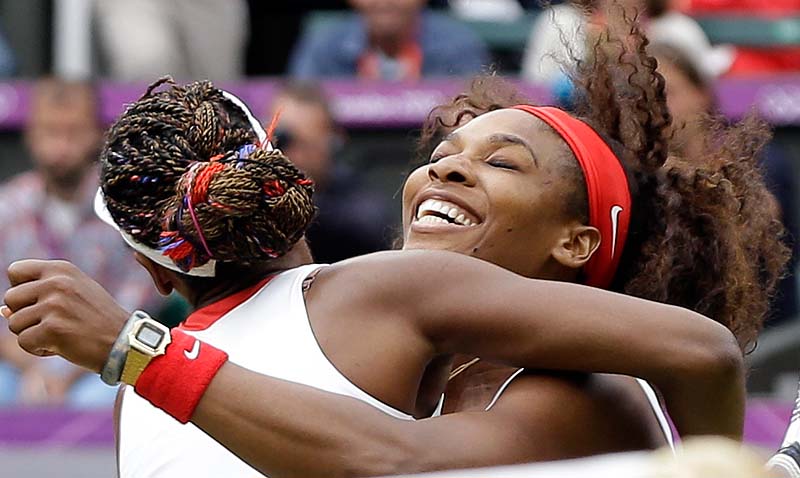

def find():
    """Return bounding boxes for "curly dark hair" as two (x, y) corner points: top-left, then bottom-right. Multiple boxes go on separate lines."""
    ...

(100, 78), (316, 273)
(418, 7), (789, 351)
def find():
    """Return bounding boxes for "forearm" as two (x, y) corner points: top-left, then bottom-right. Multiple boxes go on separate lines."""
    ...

(408, 257), (747, 437)
(191, 362), (423, 478)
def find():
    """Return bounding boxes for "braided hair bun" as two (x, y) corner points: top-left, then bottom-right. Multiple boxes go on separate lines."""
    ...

(100, 78), (315, 273)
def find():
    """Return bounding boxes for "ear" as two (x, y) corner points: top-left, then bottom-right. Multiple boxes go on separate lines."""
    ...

(134, 252), (175, 296)
(550, 224), (602, 271)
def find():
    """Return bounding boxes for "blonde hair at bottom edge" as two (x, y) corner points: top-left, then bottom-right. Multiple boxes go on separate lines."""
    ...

(650, 437), (776, 478)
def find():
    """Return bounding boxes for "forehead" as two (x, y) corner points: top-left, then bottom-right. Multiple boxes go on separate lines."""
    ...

(447, 109), (567, 162)
(30, 90), (97, 124)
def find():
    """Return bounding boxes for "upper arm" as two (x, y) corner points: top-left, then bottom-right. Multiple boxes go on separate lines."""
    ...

(332, 250), (735, 381)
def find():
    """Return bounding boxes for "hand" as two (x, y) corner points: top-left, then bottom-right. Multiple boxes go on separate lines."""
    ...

(18, 365), (50, 405)
(3, 259), (130, 373)
(17, 364), (78, 406)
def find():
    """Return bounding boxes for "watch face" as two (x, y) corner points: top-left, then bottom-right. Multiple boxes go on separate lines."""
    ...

(137, 323), (165, 349)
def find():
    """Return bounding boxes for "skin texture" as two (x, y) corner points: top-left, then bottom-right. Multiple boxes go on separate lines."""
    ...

(3, 109), (746, 477)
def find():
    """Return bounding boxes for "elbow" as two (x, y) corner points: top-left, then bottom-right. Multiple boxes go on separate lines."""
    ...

(685, 316), (745, 386)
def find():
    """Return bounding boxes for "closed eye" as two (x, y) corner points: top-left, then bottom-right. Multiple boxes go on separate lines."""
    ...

(486, 157), (517, 170)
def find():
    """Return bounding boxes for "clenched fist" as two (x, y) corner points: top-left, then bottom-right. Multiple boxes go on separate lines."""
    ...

(3, 259), (130, 373)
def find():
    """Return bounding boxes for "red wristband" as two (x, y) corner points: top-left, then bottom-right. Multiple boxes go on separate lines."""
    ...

(134, 329), (228, 424)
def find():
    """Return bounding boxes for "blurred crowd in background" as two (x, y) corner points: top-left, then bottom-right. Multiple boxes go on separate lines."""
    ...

(0, 0), (798, 412)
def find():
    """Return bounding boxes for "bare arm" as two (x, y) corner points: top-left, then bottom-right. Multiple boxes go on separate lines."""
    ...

(4, 257), (744, 476)
(193, 367), (667, 478)
(331, 250), (743, 438)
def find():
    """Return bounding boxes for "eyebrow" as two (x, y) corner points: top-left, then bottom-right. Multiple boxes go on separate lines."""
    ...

(488, 133), (538, 166)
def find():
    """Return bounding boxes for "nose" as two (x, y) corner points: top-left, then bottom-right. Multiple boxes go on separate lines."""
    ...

(427, 155), (476, 186)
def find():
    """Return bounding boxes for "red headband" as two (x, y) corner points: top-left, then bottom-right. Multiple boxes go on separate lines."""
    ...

(511, 105), (631, 289)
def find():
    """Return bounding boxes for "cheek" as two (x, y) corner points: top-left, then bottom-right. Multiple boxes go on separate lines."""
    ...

(401, 166), (428, 222)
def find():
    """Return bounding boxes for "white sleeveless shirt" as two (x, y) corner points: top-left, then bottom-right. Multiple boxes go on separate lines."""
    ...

(119, 264), (417, 478)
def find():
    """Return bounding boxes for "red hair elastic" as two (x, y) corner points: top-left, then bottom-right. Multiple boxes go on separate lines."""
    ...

(512, 105), (631, 289)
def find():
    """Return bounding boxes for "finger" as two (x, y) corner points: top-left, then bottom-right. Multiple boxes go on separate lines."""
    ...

(1, 305), (9, 319)
(4, 280), (43, 313)
(7, 259), (49, 287)
(6, 303), (44, 335)
(17, 324), (57, 357)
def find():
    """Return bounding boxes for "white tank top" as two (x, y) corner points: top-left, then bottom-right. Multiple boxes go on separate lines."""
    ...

(483, 369), (676, 451)
(119, 264), (417, 478)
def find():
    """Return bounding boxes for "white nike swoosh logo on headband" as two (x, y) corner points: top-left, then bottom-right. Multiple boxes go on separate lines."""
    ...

(184, 340), (200, 360)
(610, 205), (624, 259)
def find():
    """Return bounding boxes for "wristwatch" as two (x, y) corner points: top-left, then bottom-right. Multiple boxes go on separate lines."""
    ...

(120, 315), (172, 385)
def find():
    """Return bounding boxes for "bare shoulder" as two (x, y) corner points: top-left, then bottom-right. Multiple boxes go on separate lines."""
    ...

(314, 249), (515, 307)
(487, 372), (667, 461)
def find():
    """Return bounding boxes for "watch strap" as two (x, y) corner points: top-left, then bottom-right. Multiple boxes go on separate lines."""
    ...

(101, 310), (149, 386)
(121, 348), (153, 385)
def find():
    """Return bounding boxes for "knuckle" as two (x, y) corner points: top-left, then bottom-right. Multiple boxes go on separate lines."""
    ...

(3, 287), (15, 306)
(53, 260), (76, 275)
(38, 296), (62, 314)
(45, 275), (73, 295)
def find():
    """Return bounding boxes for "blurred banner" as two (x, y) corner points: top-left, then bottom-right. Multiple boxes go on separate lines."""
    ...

(0, 77), (798, 130)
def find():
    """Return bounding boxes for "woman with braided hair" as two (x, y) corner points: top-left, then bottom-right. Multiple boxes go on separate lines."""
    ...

(2, 5), (787, 477)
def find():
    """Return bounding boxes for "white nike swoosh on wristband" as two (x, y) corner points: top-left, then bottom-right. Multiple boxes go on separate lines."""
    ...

(610, 205), (623, 259)
(184, 340), (200, 360)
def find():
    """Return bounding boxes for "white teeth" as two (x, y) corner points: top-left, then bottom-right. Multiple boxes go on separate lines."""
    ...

(415, 198), (479, 226)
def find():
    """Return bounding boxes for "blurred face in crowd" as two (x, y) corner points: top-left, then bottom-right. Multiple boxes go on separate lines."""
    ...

(656, 55), (713, 127)
(269, 94), (336, 188)
(402, 109), (593, 280)
(25, 81), (101, 192)
(349, 0), (426, 42)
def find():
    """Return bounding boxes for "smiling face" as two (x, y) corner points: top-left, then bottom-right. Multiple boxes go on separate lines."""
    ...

(402, 109), (598, 280)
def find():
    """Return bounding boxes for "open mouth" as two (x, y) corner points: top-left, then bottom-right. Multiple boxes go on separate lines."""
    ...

(415, 199), (479, 227)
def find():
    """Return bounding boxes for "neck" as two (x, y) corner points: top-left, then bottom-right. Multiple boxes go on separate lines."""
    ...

(369, 23), (416, 57)
(187, 241), (314, 310)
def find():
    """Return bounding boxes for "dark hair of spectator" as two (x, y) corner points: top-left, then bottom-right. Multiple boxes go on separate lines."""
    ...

(418, 6), (789, 352)
(275, 81), (337, 126)
(649, 42), (709, 92)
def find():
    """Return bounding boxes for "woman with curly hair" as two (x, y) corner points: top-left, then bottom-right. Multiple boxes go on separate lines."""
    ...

(4, 4), (787, 477)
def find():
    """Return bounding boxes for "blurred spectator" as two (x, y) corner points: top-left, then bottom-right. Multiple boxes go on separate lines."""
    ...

(683, 0), (800, 14)
(520, 0), (586, 85)
(681, 0), (800, 75)
(449, 0), (525, 21)
(652, 43), (799, 323)
(289, 0), (490, 80)
(0, 79), (160, 407)
(94, 0), (248, 81)
(0, 28), (15, 77)
(646, 0), (734, 80)
(266, 83), (392, 263)
(521, 0), (732, 85)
